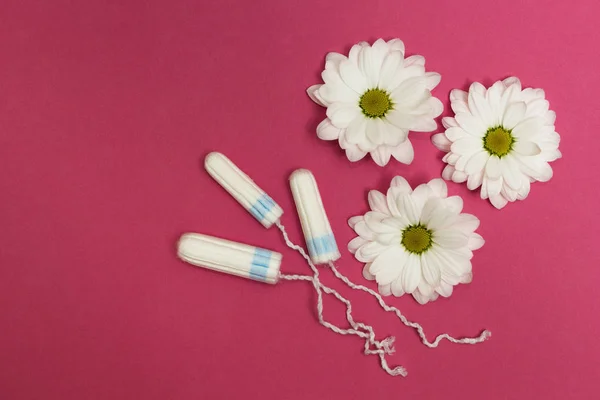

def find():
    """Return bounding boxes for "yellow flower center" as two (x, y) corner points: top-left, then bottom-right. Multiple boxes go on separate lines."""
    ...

(359, 88), (393, 118)
(401, 224), (433, 254)
(483, 126), (515, 157)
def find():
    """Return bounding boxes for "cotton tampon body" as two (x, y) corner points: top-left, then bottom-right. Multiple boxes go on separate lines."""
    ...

(178, 233), (281, 284)
(205, 152), (283, 228)
(289, 169), (340, 265)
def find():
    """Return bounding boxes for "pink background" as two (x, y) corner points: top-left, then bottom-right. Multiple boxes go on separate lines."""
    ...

(1, 0), (599, 398)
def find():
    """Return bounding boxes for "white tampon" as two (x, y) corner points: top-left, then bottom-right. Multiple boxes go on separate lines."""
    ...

(178, 233), (281, 284)
(289, 169), (340, 265)
(205, 152), (283, 228)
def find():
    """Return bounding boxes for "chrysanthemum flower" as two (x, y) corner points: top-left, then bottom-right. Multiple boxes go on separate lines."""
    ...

(308, 38), (442, 166)
(431, 77), (561, 209)
(348, 177), (483, 304)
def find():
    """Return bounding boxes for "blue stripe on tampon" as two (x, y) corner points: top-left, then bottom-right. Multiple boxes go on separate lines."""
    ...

(249, 248), (272, 281)
(307, 233), (338, 257)
(249, 194), (275, 222)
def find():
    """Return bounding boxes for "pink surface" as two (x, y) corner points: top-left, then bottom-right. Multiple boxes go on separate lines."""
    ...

(1, 1), (599, 398)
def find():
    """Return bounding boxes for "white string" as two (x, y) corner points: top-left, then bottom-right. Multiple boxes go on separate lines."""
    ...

(327, 261), (491, 347)
(276, 221), (407, 377)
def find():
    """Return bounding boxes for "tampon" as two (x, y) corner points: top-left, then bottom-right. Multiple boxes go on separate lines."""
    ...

(177, 233), (281, 284)
(205, 152), (283, 228)
(289, 169), (340, 265)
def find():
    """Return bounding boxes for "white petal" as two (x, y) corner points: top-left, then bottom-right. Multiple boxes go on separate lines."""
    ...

(486, 81), (504, 124)
(387, 38), (405, 54)
(381, 216), (408, 231)
(436, 281), (454, 297)
(442, 116), (458, 129)
(513, 140), (542, 156)
(502, 186), (518, 202)
(421, 199), (448, 229)
(378, 51), (403, 89)
(358, 46), (379, 87)
(325, 51), (346, 68)
(357, 241), (387, 262)
(445, 127), (467, 141)
(467, 170), (484, 190)
(371, 39), (389, 64)
(480, 177), (489, 199)
(371, 146), (393, 166)
(345, 116), (368, 144)
(444, 196), (463, 214)
(368, 190), (390, 214)
(517, 177), (531, 200)
(427, 178), (448, 198)
(363, 263), (376, 280)
(412, 289), (433, 305)
(486, 177), (502, 197)
(316, 118), (341, 140)
(452, 170), (468, 183)
(391, 275), (405, 297)
(432, 133), (451, 151)
(452, 213), (480, 232)
(433, 230), (469, 248)
(347, 42), (366, 66)
(378, 283), (392, 296)
(442, 165), (455, 180)
(345, 146), (368, 162)
(376, 231), (402, 245)
(544, 110), (556, 125)
(525, 99), (550, 118)
(464, 151), (489, 175)
(397, 194), (420, 224)
(460, 272), (473, 284)
(354, 220), (374, 240)
(431, 247), (471, 283)
(421, 253), (441, 287)
(424, 72), (441, 90)
(502, 102), (527, 129)
(512, 117), (544, 139)
(485, 156), (502, 179)
(518, 157), (553, 182)
(468, 233), (485, 250)
(455, 113), (487, 137)
(489, 194), (509, 209)
(371, 247), (407, 285)
(382, 122), (408, 147)
(402, 54), (423, 66)
(428, 97), (444, 118)
(364, 211), (394, 233)
(501, 155), (523, 190)
(444, 153), (458, 164)
(402, 253), (421, 293)
(386, 109), (418, 130)
(391, 76), (428, 108)
(348, 215), (363, 229)
(339, 59), (368, 93)
(412, 181), (434, 203)
(365, 118), (385, 145)
(451, 137), (481, 156)
(468, 86), (494, 127)
(502, 76), (522, 91)
(390, 176), (412, 191)
(450, 89), (469, 114)
(348, 236), (367, 253)
(391, 138), (415, 164)
(307, 84), (326, 106)
(326, 103), (361, 128)
(417, 280), (434, 298)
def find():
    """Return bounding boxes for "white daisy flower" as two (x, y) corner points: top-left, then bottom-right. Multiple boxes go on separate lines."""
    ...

(348, 177), (484, 304)
(307, 38), (443, 166)
(431, 77), (562, 209)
